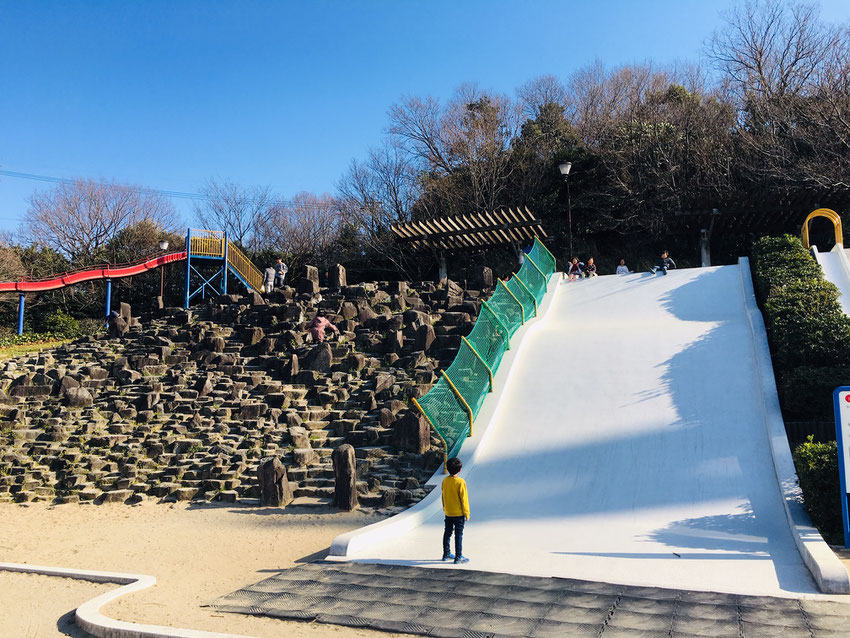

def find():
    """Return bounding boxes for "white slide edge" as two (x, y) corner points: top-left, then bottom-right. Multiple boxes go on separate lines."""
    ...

(0, 562), (254, 638)
(328, 273), (563, 558)
(737, 257), (850, 593)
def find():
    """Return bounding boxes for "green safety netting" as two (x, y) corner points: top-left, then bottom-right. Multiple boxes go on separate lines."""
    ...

(527, 238), (557, 277)
(413, 237), (557, 465)
(505, 275), (537, 320)
(488, 282), (524, 335)
(517, 257), (547, 304)
(467, 301), (510, 372)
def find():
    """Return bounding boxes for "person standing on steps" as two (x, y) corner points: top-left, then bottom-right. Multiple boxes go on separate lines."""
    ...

(306, 310), (339, 344)
(263, 266), (276, 293)
(650, 251), (676, 275)
(275, 258), (288, 288)
(441, 456), (470, 564)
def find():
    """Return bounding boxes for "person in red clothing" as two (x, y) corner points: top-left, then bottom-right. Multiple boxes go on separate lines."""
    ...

(441, 456), (470, 564)
(306, 311), (339, 343)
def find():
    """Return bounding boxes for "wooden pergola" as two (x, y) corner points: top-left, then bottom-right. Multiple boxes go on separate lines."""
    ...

(391, 207), (547, 252)
(672, 186), (850, 237)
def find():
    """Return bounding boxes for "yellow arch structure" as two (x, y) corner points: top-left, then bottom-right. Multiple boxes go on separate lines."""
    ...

(802, 208), (843, 249)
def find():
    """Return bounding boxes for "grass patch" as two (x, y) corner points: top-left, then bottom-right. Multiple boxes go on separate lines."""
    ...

(0, 339), (68, 359)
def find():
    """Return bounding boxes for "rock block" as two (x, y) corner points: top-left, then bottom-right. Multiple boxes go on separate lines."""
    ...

(257, 456), (294, 507)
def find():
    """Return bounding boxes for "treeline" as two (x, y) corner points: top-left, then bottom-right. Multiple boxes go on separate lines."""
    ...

(2, 0), (849, 330)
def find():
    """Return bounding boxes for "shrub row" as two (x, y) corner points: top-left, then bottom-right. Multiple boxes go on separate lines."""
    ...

(752, 234), (850, 542)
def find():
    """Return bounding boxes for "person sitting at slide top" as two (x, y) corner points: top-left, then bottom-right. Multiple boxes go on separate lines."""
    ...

(650, 251), (676, 275)
(567, 257), (583, 281)
(442, 456), (470, 564)
(307, 310), (339, 343)
(584, 257), (598, 277)
(616, 258), (630, 274)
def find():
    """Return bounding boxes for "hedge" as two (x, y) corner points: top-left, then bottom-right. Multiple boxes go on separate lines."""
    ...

(793, 436), (843, 544)
(752, 234), (850, 543)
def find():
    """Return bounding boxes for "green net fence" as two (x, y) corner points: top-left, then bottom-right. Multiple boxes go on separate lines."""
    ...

(412, 237), (557, 467)
(517, 257), (547, 304)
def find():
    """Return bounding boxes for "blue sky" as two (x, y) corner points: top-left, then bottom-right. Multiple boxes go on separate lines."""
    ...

(2, 0), (849, 233)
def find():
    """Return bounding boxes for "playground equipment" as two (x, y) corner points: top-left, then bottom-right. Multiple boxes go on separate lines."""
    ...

(332, 263), (849, 597)
(412, 238), (556, 467)
(0, 229), (263, 334)
(802, 207), (843, 250)
(804, 208), (850, 315)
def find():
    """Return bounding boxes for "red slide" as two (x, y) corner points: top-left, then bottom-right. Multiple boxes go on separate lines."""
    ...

(0, 251), (187, 293)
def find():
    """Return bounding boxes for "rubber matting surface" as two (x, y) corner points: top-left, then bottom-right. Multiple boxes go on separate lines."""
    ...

(213, 562), (850, 637)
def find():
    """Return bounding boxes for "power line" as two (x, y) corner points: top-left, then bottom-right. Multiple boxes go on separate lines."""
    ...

(0, 169), (340, 209)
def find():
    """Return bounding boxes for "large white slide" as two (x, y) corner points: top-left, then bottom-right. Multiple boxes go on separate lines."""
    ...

(331, 265), (849, 597)
(813, 245), (850, 316)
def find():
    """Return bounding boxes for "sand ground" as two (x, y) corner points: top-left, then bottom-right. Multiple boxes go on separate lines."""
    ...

(0, 501), (406, 638)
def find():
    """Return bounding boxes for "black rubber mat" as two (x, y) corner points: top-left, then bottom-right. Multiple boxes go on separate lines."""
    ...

(212, 562), (850, 637)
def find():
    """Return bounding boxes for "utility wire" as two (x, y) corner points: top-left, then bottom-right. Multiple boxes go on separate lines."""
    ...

(0, 169), (340, 209)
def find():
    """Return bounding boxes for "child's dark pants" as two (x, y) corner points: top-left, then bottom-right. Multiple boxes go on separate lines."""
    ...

(443, 516), (465, 557)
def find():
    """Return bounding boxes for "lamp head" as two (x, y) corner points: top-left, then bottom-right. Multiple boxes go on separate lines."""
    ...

(558, 162), (572, 176)
(159, 240), (170, 251)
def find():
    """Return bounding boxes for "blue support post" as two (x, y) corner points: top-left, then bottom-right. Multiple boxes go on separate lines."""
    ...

(222, 231), (228, 295)
(184, 227), (192, 309)
(105, 279), (112, 326)
(17, 294), (24, 335)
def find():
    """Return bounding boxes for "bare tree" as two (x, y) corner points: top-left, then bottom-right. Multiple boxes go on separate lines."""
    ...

(707, 0), (850, 187)
(193, 179), (274, 250)
(26, 179), (178, 264)
(517, 75), (569, 120)
(255, 192), (343, 271)
(389, 84), (521, 216)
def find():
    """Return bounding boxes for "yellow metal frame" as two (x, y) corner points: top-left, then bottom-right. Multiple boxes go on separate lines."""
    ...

(498, 279), (525, 323)
(227, 242), (264, 292)
(412, 396), (448, 473)
(802, 208), (843, 249)
(463, 336), (493, 391)
(441, 369), (474, 437)
(512, 274), (538, 316)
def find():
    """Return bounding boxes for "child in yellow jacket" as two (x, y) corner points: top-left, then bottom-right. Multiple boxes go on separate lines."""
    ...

(441, 457), (470, 564)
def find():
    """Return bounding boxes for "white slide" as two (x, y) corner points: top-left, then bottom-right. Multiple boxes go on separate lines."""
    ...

(331, 265), (849, 597)
(813, 245), (850, 316)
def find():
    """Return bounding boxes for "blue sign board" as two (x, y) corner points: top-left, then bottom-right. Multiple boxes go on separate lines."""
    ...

(832, 387), (850, 547)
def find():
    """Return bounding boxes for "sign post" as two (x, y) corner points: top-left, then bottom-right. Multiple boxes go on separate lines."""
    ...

(832, 387), (850, 547)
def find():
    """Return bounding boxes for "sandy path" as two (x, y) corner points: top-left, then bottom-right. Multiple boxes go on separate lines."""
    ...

(0, 501), (405, 638)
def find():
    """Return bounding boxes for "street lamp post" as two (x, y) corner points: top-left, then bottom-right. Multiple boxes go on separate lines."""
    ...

(559, 162), (573, 258)
(158, 240), (169, 299)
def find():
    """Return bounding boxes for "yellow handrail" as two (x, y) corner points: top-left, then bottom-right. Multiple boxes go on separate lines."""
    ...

(190, 230), (225, 258)
(802, 208), (843, 249)
(226, 241), (264, 292)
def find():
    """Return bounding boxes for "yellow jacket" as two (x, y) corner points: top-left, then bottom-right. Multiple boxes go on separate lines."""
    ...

(441, 475), (470, 518)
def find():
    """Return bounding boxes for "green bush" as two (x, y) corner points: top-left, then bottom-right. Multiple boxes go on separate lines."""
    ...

(793, 436), (843, 544)
(752, 235), (823, 300)
(42, 310), (81, 337)
(763, 279), (850, 368)
(777, 366), (850, 421)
